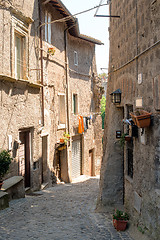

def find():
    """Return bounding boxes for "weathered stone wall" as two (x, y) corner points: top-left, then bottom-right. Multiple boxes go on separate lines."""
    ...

(0, 0), (103, 190)
(67, 35), (102, 178)
(0, 0), (42, 191)
(99, 0), (160, 239)
(40, 0), (102, 183)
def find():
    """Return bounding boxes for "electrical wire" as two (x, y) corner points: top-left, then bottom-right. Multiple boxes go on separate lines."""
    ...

(0, 3), (106, 79)
(38, 3), (108, 30)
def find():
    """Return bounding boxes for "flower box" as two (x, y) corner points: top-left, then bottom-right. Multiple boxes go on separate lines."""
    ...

(130, 110), (152, 128)
(125, 135), (132, 142)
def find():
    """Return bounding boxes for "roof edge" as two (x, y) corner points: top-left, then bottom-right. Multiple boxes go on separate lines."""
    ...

(45, 0), (103, 45)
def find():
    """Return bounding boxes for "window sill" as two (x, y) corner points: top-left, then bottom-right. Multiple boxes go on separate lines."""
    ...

(57, 124), (66, 130)
(0, 74), (42, 88)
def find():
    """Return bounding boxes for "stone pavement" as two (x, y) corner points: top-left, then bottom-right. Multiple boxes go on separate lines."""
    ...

(0, 176), (133, 240)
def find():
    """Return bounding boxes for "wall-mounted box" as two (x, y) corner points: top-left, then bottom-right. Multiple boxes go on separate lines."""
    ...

(136, 97), (143, 108)
(8, 135), (12, 151)
(116, 130), (121, 138)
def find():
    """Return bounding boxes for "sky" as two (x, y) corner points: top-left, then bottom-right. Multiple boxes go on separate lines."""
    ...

(61, 0), (110, 74)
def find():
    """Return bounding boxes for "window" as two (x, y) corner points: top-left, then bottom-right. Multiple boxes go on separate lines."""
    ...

(73, 93), (78, 114)
(74, 51), (78, 66)
(12, 16), (28, 80)
(58, 94), (66, 128)
(15, 34), (24, 79)
(45, 11), (51, 44)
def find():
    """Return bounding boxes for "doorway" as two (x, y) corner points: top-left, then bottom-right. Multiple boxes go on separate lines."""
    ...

(19, 130), (31, 188)
(42, 136), (48, 183)
(72, 135), (82, 179)
(89, 149), (95, 176)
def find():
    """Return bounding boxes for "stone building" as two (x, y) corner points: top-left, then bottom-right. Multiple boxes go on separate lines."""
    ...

(39, 0), (103, 184)
(98, 0), (160, 239)
(0, 0), (103, 190)
(0, 0), (42, 191)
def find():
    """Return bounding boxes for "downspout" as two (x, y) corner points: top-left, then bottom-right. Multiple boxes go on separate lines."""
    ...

(38, 0), (45, 126)
(64, 23), (76, 133)
(136, 0), (138, 56)
(64, 26), (70, 183)
(64, 27), (71, 134)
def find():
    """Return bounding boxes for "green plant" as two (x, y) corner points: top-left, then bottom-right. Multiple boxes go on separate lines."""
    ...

(113, 209), (129, 221)
(137, 226), (145, 234)
(63, 132), (70, 138)
(0, 150), (12, 180)
(100, 96), (106, 129)
(119, 133), (128, 147)
(60, 132), (70, 145)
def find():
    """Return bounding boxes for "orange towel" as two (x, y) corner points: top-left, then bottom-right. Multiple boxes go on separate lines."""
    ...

(78, 115), (84, 134)
(80, 115), (84, 132)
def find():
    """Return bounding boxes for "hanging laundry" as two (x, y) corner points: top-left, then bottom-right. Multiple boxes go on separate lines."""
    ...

(83, 117), (89, 131)
(83, 117), (87, 131)
(78, 115), (84, 134)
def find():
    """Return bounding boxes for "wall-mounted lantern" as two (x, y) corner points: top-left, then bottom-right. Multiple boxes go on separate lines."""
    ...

(110, 89), (121, 104)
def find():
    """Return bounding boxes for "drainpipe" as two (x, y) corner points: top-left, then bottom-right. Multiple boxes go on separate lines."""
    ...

(64, 23), (76, 134)
(64, 27), (70, 134)
(38, 0), (45, 126)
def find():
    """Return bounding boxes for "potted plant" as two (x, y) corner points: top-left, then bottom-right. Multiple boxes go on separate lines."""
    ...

(130, 110), (152, 128)
(0, 150), (12, 189)
(60, 132), (70, 145)
(113, 209), (129, 231)
(48, 47), (55, 56)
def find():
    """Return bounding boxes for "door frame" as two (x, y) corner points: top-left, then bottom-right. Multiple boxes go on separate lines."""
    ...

(19, 128), (32, 188)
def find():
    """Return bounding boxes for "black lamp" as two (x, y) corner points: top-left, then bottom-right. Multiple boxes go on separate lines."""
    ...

(110, 89), (121, 104)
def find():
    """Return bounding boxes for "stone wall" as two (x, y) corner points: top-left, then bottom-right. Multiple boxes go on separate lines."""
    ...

(39, 1), (102, 183)
(0, 0), (42, 191)
(99, 0), (160, 239)
(0, 0), (103, 191)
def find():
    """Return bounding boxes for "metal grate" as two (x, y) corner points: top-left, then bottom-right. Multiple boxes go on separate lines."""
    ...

(128, 148), (133, 178)
(72, 139), (82, 179)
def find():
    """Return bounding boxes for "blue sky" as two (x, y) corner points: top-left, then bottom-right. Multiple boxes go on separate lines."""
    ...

(61, 0), (109, 74)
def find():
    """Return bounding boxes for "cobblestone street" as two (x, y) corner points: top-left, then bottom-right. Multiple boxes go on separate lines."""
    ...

(0, 177), (133, 240)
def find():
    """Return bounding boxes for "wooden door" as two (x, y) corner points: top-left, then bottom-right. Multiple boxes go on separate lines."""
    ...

(19, 131), (31, 188)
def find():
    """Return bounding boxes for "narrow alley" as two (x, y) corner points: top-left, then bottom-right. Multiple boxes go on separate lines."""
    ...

(0, 177), (133, 240)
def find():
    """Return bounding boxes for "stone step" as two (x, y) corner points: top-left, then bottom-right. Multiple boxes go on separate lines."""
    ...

(0, 191), (9, 210)
(41, 182), (49, 190)
(25, 187), (31, 194)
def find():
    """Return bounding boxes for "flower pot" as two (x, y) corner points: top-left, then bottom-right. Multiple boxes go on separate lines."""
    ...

(130, 110), (152, 128)
(60, 138), (64, 143)
(125, 135), (132, 142)
(113, 219), (128, 231)
(48, 48), (55, 56)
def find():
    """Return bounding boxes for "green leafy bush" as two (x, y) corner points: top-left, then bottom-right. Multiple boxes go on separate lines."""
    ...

(101, 96), (106, 129)
(0, 150), (12, 179)
(113, 209), (129, 221)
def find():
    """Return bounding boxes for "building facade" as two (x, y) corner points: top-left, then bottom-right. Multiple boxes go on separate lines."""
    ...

(40, 0), (103, 184)
(0, 0), (42, 191)
(98, 0), (160, 239)
(0, 0), (103, 190)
